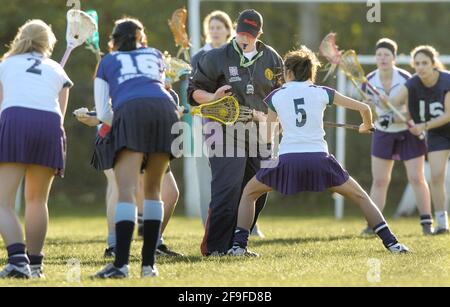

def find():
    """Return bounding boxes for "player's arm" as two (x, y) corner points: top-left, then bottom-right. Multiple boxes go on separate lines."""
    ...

(379, 85), (408, 108)
(0, 82), (3, 113)
(333, 91), (374, 133)
(94, 77), (113, 126)
(413, 92), (450, 134)
(58, 87), (70, 121)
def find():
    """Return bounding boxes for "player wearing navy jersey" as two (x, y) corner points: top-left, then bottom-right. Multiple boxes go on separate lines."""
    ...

(228, 46), (409, 256)
(93, 18), (180, 279)
(360, 38), (432, 236)
(0, 20), (72, 278)
(385, 45), (450, 234)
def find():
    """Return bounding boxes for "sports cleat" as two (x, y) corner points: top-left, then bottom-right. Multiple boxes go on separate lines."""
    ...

(360, 226), (375, 236)
(433, 228), (449, 235)
(422, 224), (435, 236)
(156, 244), (184, 257)
(104, 247), (116, 258)
(0, 263), (31, 279)
(93, 263), (129, 279)
(387, 243), (410, 254)
(227, 245), (260, 257)
(141, 265), (159, 278)
(30, 264), (45, 279)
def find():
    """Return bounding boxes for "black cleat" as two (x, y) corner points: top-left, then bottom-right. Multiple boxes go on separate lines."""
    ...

(93, 263), (129, 279)
(156, 244), (184, 257)
(433, 228), (449, 235)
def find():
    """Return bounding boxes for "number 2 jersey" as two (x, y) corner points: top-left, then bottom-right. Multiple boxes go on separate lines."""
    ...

(96, 47), (173, 111)
(265, 81), (335, 155)
(0, 52), (73, 116)
(406, 70), (450, 137)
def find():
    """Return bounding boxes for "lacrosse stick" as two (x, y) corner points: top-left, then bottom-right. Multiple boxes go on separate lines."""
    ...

(163, 51), (192, 84)
(324, 121), (374, 132)
(339, 50), (424, 139)
(168, 8), (191, 61)
(183, 96), (250, 125)
(84, 9), (102, 62)
(60, 9), (97, 68)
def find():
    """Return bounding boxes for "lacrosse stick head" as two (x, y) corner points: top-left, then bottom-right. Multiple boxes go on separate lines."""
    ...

(66, 9), (97, 49)
(339, 49), (366, 83)
(163, 51), (192, 84)
(194, 96), (240, 125)
(168, 8), (190, 60)
(319, 33), (342, 81)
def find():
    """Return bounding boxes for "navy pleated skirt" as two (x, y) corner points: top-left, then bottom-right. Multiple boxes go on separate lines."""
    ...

(256, 152), (349, 195)
(0, 107), (66, 177)
(91, 98), (180, 171)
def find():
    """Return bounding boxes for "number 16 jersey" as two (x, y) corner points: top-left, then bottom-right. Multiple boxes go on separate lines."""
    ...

(96, 47), (172, 110)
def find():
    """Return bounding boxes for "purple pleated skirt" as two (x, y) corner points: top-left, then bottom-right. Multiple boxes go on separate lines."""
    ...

(256, 152), (349, 195)
(0, 107), (66, 177)
(371, 129), (426, 161)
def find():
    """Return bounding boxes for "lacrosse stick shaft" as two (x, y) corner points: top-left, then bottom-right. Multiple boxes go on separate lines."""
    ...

(60, 47), (74, 68)
(324, 121), (359, 130)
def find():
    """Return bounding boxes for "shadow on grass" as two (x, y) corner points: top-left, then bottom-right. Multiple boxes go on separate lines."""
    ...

(250, 234), (358, 247)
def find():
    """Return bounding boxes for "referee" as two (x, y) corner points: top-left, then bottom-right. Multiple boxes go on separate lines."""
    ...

(189, 9), (283, 256)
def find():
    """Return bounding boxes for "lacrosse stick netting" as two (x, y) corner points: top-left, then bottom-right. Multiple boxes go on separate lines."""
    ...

(168, 8), (190, 61)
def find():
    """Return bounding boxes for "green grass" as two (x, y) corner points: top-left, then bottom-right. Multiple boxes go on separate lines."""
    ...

(1, 212), (449, 286)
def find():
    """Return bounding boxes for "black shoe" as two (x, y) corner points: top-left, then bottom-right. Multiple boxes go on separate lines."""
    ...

(156, 244), (184, 257)
(434, 228), (449, 235)
(93, 263), (129, 279)
(104, 247), (116, 258)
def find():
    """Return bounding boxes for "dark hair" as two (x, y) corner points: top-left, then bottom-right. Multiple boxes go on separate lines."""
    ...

(109, 17), (146, 52)
(375, 38), (398, 56)
(411, 45), (445, 70)
(284, 46), (321, 82)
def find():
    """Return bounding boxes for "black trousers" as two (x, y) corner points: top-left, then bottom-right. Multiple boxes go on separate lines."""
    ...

(200, 154), (267, 255)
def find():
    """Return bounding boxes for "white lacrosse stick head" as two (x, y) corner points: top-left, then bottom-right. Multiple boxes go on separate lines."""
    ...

(66, 9), (97, 49)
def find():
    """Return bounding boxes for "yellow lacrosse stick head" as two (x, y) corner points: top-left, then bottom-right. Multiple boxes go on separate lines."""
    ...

(339, 50), (367, 83)
(191, 96), (240, 125)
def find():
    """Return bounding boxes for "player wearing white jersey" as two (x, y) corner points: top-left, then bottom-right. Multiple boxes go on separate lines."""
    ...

(361, 38), (432, 236)
(0, 20), (72, 279)
(227, 46), (409, 257)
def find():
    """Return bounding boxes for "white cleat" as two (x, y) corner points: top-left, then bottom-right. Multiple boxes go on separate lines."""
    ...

(30, 264), (45, 279)
(141, 265), (159, 278)
(0, 263), (31, 279)
(387, 243), (410, 254)
(227, 245), (260, 257)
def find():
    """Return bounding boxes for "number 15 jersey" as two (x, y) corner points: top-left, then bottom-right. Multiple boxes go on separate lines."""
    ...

(406, 70), (450, 137)
(265, 81), (335, 155)
(96, 47), (172, 110)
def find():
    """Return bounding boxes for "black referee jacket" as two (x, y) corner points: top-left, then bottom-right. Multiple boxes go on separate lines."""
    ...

(188, 38), (283, 113)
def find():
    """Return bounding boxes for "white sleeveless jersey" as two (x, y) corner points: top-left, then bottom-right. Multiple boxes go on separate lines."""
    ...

(265, 81), (335, 155)
(363, 67), (411, 132)
(0, 52), (73, 116)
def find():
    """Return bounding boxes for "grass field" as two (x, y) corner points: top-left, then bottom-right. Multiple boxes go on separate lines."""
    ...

(0, 208), (449, 287)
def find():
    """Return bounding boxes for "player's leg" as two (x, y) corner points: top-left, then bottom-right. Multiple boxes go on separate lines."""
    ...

(24, 164), (55, 278)
(428, 149), (450, 234)
(228, 176), (272, 257)
(156, 170), (183, 256)
(136, 173), (145, 237)
(362, 156), (394, 235)
(0, 163), (30, 278)
(330, 177), (409, 253)
(141, 153), (170, 277)
(104, 169), (118, 257)
(404, 155), (433, 234)
(95, 149), (143, 279)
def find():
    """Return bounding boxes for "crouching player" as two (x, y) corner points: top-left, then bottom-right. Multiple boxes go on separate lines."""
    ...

(228, 46), (410, 256)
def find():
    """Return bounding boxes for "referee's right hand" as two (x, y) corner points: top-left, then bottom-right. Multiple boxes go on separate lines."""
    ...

(213, 85), (232, 101)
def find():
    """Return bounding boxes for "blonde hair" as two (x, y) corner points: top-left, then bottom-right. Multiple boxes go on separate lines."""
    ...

(2, 19), (56, 61)
(202, 10), (234, 44)
(411, 45), (446, 70)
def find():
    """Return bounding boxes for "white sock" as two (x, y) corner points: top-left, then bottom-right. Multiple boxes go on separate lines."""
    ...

(435, 211), (448, 230)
